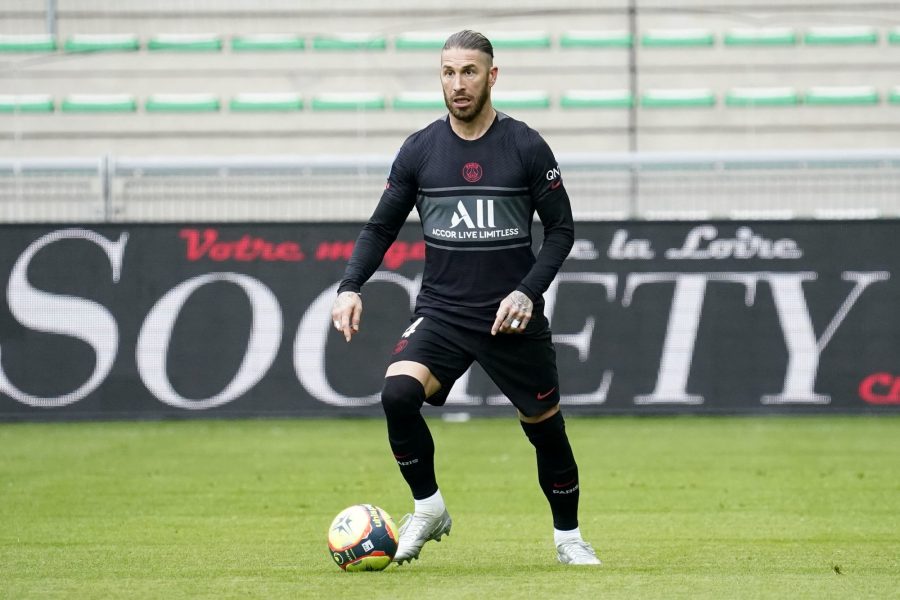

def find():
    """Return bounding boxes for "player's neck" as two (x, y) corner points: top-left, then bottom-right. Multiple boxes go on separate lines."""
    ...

(449, 105), (497, 141)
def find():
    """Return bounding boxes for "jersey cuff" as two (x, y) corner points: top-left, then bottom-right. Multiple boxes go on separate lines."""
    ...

(337, 282), (362, 295)
(515, 284), (538, 303)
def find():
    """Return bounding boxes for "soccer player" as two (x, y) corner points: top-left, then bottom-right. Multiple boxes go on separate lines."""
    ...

(331, 30), (600, 566)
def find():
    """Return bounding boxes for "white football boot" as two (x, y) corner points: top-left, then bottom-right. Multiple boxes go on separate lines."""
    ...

(393, 509), (452, 564)
(556, 539), (602, 565)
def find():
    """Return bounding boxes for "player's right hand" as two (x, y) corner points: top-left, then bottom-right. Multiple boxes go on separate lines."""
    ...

(331, 291), (362, 342)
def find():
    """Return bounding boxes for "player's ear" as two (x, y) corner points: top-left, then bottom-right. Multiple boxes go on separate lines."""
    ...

(489, 66), (498, 86)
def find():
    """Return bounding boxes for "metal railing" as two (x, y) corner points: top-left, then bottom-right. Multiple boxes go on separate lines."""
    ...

(1, 149), (899, 222)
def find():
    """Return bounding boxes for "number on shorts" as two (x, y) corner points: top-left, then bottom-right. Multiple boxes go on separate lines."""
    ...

(402, 317), (424, 338)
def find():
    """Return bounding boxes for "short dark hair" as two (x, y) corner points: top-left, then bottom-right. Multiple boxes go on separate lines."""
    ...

(442, 30), (494, 58)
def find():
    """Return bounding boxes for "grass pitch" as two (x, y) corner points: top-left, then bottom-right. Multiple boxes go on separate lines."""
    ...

(1, 416), (898, 599)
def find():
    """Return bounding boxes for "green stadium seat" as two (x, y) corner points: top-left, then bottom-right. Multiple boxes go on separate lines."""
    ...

(61, 94), (137, 113)
(487, 31), (551, 50)
(395, 32), (450, 51)
(147, 33), (223, 52)
(561, 89), (633, 108)
(145, 93), (220, 112)
(492, 90), (551, 110)
(725, 87), (800, 106)
(804, 26), (879, 45)
(804, 86), (879, 105)
(229, 92), (303, 111)
(64, 33), (140, 53)
(723, 27), (798, 46)
(890, 85), (900, 104)
(312, 34), (386, 51)
(231, 34), (305, 52)
(641, 88), (715, 107)
(393, 92), (445, 110)
(641, 28), (715, 48)
(891, 26), (900, 45)
(560, 30), (632, 48)
(311, 93), (386, 110)
(0, 94), (54, 113)
(0, 33), (56, 53)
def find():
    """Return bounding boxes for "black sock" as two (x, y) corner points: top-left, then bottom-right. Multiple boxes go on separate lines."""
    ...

(381, 375), (438, 500)
(520, 411), (580, 531)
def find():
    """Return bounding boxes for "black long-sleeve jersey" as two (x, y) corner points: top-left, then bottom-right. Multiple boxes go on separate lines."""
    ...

(338, 111), (575, 332)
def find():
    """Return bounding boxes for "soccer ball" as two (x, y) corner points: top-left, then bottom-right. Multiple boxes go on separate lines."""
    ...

(327, 504), (399, 571)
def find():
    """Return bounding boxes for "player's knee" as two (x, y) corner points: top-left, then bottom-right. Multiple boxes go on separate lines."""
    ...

(381, 374), (426, 418)
(521, 410), (577, 468)
(520, 409), (567, 447)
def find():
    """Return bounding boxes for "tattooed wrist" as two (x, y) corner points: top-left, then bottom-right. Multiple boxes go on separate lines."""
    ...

(336, 291), (361, 306)
(510, 291), (532, 311)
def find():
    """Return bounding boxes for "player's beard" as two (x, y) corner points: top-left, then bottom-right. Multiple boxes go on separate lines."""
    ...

(444, 79), (490, 122)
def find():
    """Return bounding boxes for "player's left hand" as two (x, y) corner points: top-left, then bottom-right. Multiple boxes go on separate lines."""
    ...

(491, 290), (533, 336)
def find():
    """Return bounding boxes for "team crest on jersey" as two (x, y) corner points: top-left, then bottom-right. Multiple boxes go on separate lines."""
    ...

(462, 162), (483, 183)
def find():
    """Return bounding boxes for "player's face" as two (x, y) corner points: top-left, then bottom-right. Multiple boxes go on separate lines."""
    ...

(440, 47), (496, 122)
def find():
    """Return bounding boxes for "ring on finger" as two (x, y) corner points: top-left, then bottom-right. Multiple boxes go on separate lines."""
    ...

(510, 318), (521, 329)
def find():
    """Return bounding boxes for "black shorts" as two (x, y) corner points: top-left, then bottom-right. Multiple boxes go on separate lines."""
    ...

(387, 314), (560, 417)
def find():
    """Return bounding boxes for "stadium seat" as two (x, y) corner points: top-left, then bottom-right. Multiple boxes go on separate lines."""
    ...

(64, 34), (140, 53)
(492, 90), (551, 110)
(394, 32), (450, 51)
(803, 26), (879, 45)
(0, 94), (54, 113)
(561, 89), (633, 108)
(312, 34), (387, 51)
(891, 26), (900, 45)
(0, 33), (56, 52)
(147, 33), (223, 52)
(559, 30), (632, 48)
(486, 31), (551, 49)
(145, 93), (221, 112)
(725, 87), (800, 106)
(231, 34), (305, 52)
(641, 29), (715, 47)
(311, 93), (386, 110)
(890, 86), (900, 104)
(641, 88), (715, 107)
(723, 27), (798, 46)
(804, 86), (879, 105)
(229, 93), (303, 111)
(61, 94), (137, 112)
(396, 30), (551, 51)
(392, 92), (445, 110)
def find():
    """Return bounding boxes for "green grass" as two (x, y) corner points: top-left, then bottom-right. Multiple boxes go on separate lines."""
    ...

(1, 416), (898, 599)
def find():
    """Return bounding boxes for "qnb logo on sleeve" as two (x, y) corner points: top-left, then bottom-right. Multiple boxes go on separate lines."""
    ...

(451, 199), (494, 229)
(546, 165), (562, 190)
